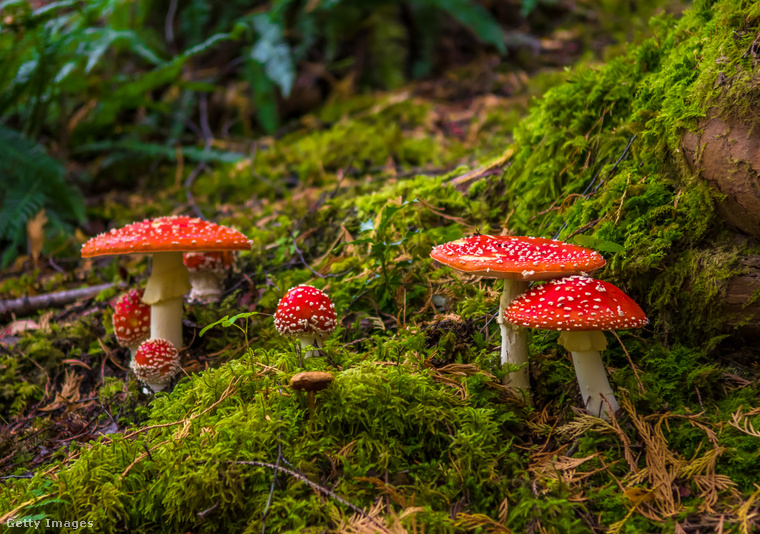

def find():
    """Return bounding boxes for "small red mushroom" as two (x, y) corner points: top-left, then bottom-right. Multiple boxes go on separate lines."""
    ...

(183, 251), (234, 303)
(131, 338), (182, 392)
(112, 288), (151, 358)
(274, 285), (337, 358)
(431, 235), (606, 392)
(505, 275), (648, 419)
(82, 216), (251, 349)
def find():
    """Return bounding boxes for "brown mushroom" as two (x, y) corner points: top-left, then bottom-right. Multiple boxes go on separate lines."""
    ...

(289, 371), (334, 410)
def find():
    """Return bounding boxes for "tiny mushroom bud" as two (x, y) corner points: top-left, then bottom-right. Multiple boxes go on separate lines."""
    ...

(112, 288), (151, 358)
(183, 251), (235, 303)
(431, 235), (606, 393)
(131, 338), (182, 393)
(274, 285), (337, 358)
(504, 275), (648, 420)
(290, 371), (334, 411)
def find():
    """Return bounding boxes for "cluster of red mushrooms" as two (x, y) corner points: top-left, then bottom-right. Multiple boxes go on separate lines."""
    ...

(83, 216), (646, 419)
(431, 234), (648, 419)
(83, 216), (338, 393)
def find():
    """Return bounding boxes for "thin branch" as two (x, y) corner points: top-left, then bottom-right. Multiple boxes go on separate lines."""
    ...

(228, 460), (390, 533)
(0, 283), (115, 318)
(261, 388), (285, 534)
(611, 330), (645, 393)
(185, 163), (209, 220)
(165, 0), (178, 55)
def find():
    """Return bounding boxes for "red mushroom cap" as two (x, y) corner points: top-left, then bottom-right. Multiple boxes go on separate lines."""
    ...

(430, 234), (606, 281)
(183, 251), (235, 273)
(131, 339), (182, 386)
(274, 285), (337, 338)
(504, 275), (648, 331)
(81, 216), (251, 257)
(113, 288), (151, 347)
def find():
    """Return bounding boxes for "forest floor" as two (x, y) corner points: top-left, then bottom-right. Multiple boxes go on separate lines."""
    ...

(3, 2), (760, 533)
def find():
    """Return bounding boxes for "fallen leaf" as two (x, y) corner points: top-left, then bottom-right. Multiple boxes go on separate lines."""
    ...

(26, 209), (47, 269)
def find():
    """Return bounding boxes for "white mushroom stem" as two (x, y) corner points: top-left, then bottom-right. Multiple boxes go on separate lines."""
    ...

(143, 381), (169, 393)
(559, 330), (620, 420)
(150, 299), (184, 350)
(297, 335), (323, 359)
(126, 344), (140, 360)
(142, 252), (191, 350)
(188, 271), (224, 303)
(498, 279), (530, 391)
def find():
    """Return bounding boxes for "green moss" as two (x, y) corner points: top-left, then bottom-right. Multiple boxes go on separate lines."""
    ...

(494, 0), (760, 346)
(3, 1), (760, 532)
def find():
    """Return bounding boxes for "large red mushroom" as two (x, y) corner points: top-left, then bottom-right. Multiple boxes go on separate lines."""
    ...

(274, 285), (337, 358)
(431, 235), (606, 392)
(82, 216), (251, 349)
(505, 275), (648, 419)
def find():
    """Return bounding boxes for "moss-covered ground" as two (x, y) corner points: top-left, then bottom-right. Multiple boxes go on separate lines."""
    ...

(2, 0), (760, 532)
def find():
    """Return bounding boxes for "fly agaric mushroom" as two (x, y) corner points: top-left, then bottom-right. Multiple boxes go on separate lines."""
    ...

(183, 251), (235, 303)
(431, 235), (605, 392)
(290, 371), (334, 411)
(504, 275), (648, 419)
(131, 338), (182, 392)
(82, 216), (251, 349)
(274, 285), (337, 358)
(112, 288), (151, 358)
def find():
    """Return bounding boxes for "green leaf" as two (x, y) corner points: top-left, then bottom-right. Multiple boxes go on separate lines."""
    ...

(377, 199), (418, 235)
(250, 13), (295, 96)
(75, 140), (245, 163)
(245, 59), (279, 133)
(200, 316), (231, 337)
(200, 312), (259, 337)
(419, 0), (505, 54)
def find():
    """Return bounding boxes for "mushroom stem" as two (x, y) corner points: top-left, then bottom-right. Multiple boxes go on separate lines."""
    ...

(569, 350), (620, 420)
(150, 298), (184, 350)
(498, 279), (530, 391)
(126, 345), (140, 360)
(188, 271), (224, 303)
(143, 381), (169, 393)
(297, 336), (321, 359)
(559, 330), (618, 420)
(143, 252), (190, 349)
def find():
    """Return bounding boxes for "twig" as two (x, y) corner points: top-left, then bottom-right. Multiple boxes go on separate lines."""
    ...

(0, 283), (115, 318)
(551, 135), (636, 241)
(586, 135), (636, 196)
(185, 163), (209, 220)
(564, 218), (603, 240)
(261, 387), (285, 534)
(229, 460), (390, 533)
(291, 233), (324, 279)
(184, 94), (214, 220)
(165, 0), (178, 55)
(199, 93), (213, 149)
(120, 439), (170, 478)
(197, 502), (219, 519)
